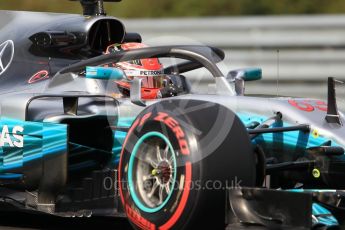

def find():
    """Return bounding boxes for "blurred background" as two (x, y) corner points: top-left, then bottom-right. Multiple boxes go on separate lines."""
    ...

(2, 0), (345, 17)
(2, 0), (345, 106)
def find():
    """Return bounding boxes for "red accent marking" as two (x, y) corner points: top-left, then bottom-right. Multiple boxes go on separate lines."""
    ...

(141, 88), (160, 99)
(315, 100), (328, 112)
(139, 112), (152, 127)
(288, 99), (329, 112)
(178, 139), (190, 155)
(116, 81), (131, 89)
(28, 70), (49, 84)
(116, 81), (161, 99)
(288, 99), (314, 112)
(159, 162), (192, 230)
(121, 42), (148, 50)
(154, 112), (169, 122)
(126, 205), (156, 230)
(173, 126), (185, 139)
(118, 119), (140, 205)
(165, 117), (179, 130)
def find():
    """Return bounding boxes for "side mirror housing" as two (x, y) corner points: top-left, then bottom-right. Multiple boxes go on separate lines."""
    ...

(228, 68), (262, 82)
(85, 66), (125, 80)
(227, 68), (262, 95)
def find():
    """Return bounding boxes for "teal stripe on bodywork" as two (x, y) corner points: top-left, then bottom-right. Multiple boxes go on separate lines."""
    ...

(117, 117), (136, 127)
(0, 117), (67, 174)
(312, 203), (339, 226)
(0, 173), (22, 179)
(237, 113), (341, 149)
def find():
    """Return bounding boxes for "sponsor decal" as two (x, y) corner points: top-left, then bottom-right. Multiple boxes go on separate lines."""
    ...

(126, 205), (155, 230)
(288, 99), (327, 112)
(314, 100), (328, 112)
(28, 70), (49, 84)
(0, 40), (14, 76)
(124, 69), (163, 77)
(0, 125), (24, 148)
(140, 70), (163, 76)
(154, 112), (190, 155)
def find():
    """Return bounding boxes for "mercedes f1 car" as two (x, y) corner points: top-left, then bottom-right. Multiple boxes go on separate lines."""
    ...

(0, 0), (344, 229)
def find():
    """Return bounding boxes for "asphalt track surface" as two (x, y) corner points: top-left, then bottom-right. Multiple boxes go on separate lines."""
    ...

(0, 212), (133, 230)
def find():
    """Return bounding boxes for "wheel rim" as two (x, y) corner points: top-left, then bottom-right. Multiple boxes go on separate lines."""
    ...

(128, 131), (177, 213)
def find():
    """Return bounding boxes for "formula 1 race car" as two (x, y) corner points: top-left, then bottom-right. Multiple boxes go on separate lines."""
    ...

(0, 0), (344, 229)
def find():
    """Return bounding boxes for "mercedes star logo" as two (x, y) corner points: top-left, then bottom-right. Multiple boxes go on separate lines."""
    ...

(0, 40), (14, 76)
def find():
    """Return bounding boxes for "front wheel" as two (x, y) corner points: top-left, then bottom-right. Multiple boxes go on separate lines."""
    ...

(118, 100), (255, 229)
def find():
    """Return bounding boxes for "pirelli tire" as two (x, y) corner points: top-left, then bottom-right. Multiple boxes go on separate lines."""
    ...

(118, 100), (256, 230)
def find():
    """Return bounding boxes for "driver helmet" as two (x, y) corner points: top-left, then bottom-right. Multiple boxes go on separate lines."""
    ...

(105, 42), (166, 90)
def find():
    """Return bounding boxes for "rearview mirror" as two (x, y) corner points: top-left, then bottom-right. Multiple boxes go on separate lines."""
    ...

(228, 68), (262, 82)
(226, 68), (262, 95)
